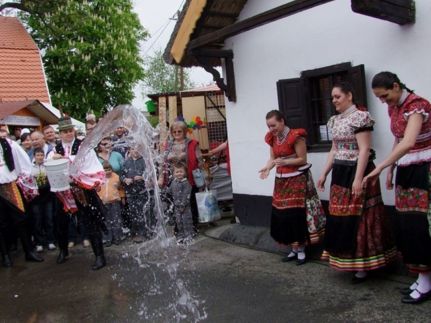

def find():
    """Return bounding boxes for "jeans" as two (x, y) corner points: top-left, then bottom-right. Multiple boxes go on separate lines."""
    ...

(30, 193), (55, 245)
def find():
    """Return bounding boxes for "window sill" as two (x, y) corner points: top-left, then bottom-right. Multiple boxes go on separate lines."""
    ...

(307, 143), (332, 153)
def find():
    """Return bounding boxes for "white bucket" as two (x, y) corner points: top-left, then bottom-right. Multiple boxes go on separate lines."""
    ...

(45, 159), (70, 192)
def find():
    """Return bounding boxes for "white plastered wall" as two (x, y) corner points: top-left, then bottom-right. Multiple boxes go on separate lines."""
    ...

(224, 0), (431, 205)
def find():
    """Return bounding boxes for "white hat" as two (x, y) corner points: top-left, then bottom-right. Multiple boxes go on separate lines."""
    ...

(21, 128), (30, 135)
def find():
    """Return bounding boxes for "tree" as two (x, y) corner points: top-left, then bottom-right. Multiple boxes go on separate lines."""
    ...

(142, 49), (194, 96)
(3, 0), (148, 119)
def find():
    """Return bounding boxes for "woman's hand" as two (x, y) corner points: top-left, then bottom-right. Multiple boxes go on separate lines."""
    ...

(352, 179), (363, 196)
(317, 175), (326, 192)
(52, 153), (64, 160)
(385, 168), (394, 190)
(124, 178), (133, 185)
(258, 167), (270, 179)
(274, 158), (287, 167)
(362, 165), (383, 189)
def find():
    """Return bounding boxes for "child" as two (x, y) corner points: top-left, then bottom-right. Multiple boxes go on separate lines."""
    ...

(121, 146), (149, 243)
(98, 161), (123, 246)
(167, 162), (194, 243)
(30, 148), (56, 252)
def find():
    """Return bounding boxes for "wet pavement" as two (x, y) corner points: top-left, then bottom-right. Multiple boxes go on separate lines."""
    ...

(1, 226), (430, 323)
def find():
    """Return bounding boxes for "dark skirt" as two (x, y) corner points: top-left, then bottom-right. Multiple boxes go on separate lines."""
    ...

(394, 162), (431, 273)
(323, 160), (396, 271)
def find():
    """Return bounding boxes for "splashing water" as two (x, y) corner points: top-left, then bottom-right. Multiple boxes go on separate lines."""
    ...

(71, 105), (207, 322)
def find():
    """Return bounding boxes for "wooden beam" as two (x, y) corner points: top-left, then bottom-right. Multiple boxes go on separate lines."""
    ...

(191, 48), (234, 58)
(195, 52), (236, 102)
(206, 10), (238, 19)
(189, 0), (334, 49)
(351, 0), (415, 25)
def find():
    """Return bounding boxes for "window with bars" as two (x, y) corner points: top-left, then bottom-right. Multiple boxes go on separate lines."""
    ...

(205, 92), (227, 149)
(277, 62), (367, 152)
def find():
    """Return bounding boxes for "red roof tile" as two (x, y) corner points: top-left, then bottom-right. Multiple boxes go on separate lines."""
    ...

(0, 17), (50, 103)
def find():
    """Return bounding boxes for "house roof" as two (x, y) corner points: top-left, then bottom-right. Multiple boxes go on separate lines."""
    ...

(164, 0), (247, 67)
(0, 100), (59, 125)
(0, 16), (51, 103)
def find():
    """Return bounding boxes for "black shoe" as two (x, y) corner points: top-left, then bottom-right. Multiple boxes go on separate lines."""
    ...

(281, 253), (297, 262)
(104, 241), (112, 248)
(25, 251), (44, 262)
(400, 286), (414, 296)
(351, 274), (368, 284)
(401, 289), (431, 304)
(56, 250), (69, 264)
(112, 239), (121, 246)
(2, 255), (12, 267)
(296, 258), (306, 266)
(92, 256), (106, 270)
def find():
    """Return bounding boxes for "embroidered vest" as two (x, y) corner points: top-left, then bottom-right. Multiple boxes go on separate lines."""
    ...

(55, 139), (82, 156)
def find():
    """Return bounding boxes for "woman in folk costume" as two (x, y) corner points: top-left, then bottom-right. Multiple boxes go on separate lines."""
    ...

(47, 115), (106, 270)
(259, 110), (325, 265)
(317, 82), (396, 283)
(0, 128), (43, 267)
(364, 72), (431, 304)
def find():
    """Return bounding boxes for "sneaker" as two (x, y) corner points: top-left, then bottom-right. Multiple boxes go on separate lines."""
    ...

(83, 239), (90, 248)
(68, 241), (75, 248)
(36, 245), (43, 253)
(48, 243), (57, 251)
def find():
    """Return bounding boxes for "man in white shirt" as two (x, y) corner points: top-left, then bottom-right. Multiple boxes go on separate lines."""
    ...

(0, 128), (44, 267)
(48, 115), (107, 270)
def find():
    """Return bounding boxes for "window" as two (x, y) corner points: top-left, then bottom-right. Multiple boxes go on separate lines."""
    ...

(277, 63), (367, 151)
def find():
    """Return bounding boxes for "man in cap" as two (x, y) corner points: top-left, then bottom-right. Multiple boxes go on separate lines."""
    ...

(48, 115), (107, 270)
(0, 127), (44, 267)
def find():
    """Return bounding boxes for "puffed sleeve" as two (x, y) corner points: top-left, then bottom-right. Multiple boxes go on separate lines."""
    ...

(264, 132), (274, 146)
(351, 111), (375, 134)
(287, 128), (307, 146)
(403, 97), (431, 123)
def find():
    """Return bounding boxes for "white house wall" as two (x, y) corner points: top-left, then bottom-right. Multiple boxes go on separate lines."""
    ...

(224, 0), (431, 205)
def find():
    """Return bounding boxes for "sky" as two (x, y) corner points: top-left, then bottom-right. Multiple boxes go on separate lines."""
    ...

(131, 0), (213, 108)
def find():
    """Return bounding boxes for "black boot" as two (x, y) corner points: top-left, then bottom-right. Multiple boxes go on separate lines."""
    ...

(0, 234), (12, 267)
(56, 248), (69, 264)
(90, 236), (106, 270)
(17, 224), (43, 263)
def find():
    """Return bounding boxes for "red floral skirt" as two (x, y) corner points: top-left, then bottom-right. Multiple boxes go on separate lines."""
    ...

(322, 161), (396, 272)
(271, 171), (325, 246)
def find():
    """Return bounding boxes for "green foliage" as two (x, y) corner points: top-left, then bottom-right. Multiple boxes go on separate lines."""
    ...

(19, 0), (147, 119)
(142, 49), (193, 96)
(146, 115), (159, 128)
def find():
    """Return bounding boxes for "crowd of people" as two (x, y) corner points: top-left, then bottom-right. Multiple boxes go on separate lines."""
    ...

(260, 71), (431, 305)
(0, 112), (210, 272)
(2, 69), (429, 305)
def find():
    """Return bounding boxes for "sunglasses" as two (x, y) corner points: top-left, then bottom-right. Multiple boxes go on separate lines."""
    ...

(173, 130), (183, 134)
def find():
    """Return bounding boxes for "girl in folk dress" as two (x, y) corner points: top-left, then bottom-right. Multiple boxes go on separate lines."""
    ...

(317, 82), (396, 283)
(364, 72), (431, 304)
(260, 110), (325, 265)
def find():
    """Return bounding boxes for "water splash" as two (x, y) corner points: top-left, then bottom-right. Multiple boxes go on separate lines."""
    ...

(72, 105), (207, 322)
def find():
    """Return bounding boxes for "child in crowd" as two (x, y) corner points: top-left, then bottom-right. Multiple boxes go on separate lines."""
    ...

(167, 162), (194, 243)
(98, 161), (123, 246)
(30, 148), (56, 252)
(121, 146), (149, 243)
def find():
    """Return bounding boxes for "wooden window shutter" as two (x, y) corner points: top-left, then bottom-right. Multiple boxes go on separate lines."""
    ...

(276, 78), (307, 130)
(349, 64), (368, 109)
